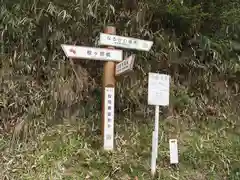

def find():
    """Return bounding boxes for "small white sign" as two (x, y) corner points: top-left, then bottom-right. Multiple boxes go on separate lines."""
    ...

(99, 33), (153, 52)
(103, 87), (115, 150)
(169, 139), (179, 164)
(115, 54), (135, 76)
(148, 73), (170, 106)
(61, 44), (123, 62)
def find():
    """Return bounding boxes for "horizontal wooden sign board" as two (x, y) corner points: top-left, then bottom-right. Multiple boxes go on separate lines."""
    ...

(99, 33), (153, 52)
(61, 44), (123, 62)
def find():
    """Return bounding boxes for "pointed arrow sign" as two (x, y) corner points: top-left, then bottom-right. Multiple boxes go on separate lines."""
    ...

(61, 44), (123, 62)
(115, 54), (136, 76)
(99, 33), (153, 52)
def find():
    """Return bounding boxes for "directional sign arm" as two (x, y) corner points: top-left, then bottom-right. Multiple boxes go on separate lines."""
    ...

(115, 54), (135, 76)
(61, 44), (123, 62)
(99, 33), (153, 52)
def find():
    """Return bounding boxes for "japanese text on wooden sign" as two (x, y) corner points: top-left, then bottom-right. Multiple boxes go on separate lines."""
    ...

(148, 73), (170, 106)
(103, 87), (115, 150)
(61, 44), (123, 62)
(99, 33), (153, 51)
(115, 54), (135, 76)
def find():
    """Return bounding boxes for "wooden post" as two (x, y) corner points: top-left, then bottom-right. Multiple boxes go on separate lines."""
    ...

(102, 26), (116, 150)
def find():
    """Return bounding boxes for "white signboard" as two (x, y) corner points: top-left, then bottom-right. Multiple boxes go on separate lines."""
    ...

(61, 44), (123, 62)
(115, 54), (135, 76)
(169, 139), (179, 164)
(99, 33), (153, 52)
(148, 73), (170, 106)
(103, 87), (115, 150)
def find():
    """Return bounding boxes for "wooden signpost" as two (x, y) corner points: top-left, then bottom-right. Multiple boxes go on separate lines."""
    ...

(102, 26), (117, 150)
(61, 26), (153, 151)
(100, 31), (152, 151)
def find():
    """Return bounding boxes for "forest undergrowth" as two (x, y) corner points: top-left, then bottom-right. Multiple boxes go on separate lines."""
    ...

(1, 0), (240, 179)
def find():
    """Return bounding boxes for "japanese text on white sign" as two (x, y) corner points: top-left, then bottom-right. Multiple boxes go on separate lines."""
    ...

(61, 44), (123, 62)
(99, 33), (153, 52)
(115, 54), (135, 76)
(103, 87), (115, 150)
(148, 73), (170, 106)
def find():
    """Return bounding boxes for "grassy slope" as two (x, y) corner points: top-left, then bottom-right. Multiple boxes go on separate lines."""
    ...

(0, 113), (239, 180)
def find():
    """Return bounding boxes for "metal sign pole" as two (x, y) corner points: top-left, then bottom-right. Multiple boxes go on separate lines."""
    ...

(151, 105), (160, 175)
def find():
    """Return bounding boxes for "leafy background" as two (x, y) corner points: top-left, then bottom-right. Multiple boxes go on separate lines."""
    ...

(0, 0), (239, 179)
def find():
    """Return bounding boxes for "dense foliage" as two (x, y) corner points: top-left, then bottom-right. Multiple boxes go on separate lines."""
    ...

(1, 0), (239, 133)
